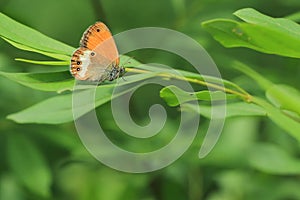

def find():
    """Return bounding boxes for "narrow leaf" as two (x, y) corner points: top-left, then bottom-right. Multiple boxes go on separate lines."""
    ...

(285, 11), (300, 22)
(233, 62), (300, 116)
(0, 71), (74, 93)
(7, 93), (74, 124)
(1, 37), (71, 61)
(252, 97), (300, 142)
(0, 12), (74, 56)
(266, 84), (300, 115)
(160, 85), (237, 107)
(7, 73), (156, 124)
(0, 55), (141, 93)
(15, 58), (69, 66)
(202, 8), (300, 58)
(182, 102), (267, 118)
(234, 8), (300, 39)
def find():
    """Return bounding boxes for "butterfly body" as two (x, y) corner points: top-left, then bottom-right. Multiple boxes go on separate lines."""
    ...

(70, 22), (124, 82)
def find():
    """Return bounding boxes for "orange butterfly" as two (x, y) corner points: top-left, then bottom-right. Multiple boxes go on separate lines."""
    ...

(70, 22), (124, 82)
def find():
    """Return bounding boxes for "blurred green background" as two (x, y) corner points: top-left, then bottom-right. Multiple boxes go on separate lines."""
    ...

(1, 0), (300, 199)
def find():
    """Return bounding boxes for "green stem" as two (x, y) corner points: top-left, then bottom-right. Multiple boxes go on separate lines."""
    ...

(125, 67), (252, 101)
(252, 97), (300, 140)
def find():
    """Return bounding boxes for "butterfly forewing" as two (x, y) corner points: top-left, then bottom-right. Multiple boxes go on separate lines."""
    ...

(80, 22), (119, 65)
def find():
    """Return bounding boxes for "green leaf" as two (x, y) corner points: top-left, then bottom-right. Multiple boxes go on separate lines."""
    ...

(249, 144), (300, 175)
(1, 37), (71, 61)
(285, 11), (300, 22)
(8, 93), (74, 124)
(233, 62), (300, 116)
(234, 8), (300, 36)
(0, 55), (141, 93)
(0, 71), (74, 93)
(252, 97), (300, 142)
(182, 102), (267, 118)
(0, 12), (74, 56)
(160, 85), (237, 107)
(15, 58), (69, 66)
(7, 73), (156, 124)
(7, 134), (52, 197)
(202, 8), (300, 58)
(266, 84), (300, 115)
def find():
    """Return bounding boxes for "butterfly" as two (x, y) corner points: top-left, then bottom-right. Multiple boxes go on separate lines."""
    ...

(70, 22), (124, 82)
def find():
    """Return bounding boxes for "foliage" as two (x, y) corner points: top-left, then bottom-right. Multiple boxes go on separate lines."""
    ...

(0, 1), (299, 199)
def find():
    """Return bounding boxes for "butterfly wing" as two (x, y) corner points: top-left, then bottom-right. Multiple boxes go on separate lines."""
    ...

(80, 22), (119, 66)
(70, 22), (120, 82)
(70, 47), (114, 81)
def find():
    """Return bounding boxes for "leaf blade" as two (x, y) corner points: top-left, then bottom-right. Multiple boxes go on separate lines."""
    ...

(15, 58), (69, 66)
(0, 71), (74, 93)
(160, 85), (237, 107)
(7, 73), (157, 124)
(266, 84), (300, 115)
(182, 102), (267, 118)
(202, 9), (300, 58)
(252, 97), (300, 142)
(0, 12), (74, 56)
(1, 37), (71, 61)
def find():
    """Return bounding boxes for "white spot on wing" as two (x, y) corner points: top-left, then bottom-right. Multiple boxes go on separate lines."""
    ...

(78, 50), (92, 78)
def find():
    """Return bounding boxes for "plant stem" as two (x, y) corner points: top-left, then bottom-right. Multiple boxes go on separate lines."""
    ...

(125, 67), (252, 101)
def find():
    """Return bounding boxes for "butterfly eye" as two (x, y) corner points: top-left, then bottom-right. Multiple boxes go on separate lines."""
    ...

(77, 61), (81, 65)
(91, 52), (95, 56)
(76, 67), (81, 71)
